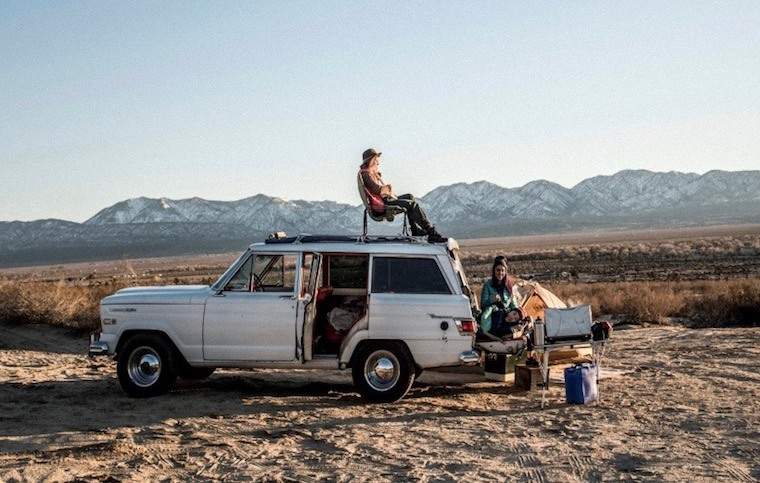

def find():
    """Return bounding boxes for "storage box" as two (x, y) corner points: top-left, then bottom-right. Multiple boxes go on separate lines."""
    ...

(483, 352), (519, 382)
(544, 305), (593, 344)
(564, 363), (598, 404)
(515, 364), (548, 391)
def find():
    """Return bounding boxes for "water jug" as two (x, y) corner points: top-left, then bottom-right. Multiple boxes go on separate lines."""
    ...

(564, 363), (598, 404)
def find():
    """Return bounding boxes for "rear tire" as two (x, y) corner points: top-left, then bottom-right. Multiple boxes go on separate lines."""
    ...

(352, 342), (415, 403)
(117, 334), (177, 398)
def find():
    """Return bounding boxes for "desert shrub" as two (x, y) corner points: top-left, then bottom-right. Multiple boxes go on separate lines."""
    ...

(548, 279), (760, 327)
(0, 281), (127, 331)
(688, 279), (760, 327)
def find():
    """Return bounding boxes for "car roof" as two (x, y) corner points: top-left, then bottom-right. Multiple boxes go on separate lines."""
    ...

(248, 235), (459, 256)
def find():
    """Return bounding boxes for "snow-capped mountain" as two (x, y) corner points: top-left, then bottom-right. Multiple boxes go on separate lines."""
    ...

(569, 170), (702, 215)
(421, 169), (760, 223)
(85, 195), (362, 233)
(2, 169), (760, 266)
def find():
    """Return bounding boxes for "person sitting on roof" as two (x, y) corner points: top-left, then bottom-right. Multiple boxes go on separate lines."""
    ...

(359, 148), (446, 243)
(479, 256), (521, 340)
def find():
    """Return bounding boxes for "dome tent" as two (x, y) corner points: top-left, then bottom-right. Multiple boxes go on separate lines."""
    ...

(511, 280), (567, 319)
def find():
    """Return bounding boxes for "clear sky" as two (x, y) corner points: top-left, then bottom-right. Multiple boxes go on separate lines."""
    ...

(2, 1), (759, 222)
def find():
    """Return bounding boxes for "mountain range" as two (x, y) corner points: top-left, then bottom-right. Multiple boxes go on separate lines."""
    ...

(2, 169), (760, 267)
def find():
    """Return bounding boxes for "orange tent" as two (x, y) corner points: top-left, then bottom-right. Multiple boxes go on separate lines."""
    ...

(512, 281), (567, 319)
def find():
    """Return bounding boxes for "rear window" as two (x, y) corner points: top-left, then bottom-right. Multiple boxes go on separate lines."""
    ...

(371, 257), (451, 294)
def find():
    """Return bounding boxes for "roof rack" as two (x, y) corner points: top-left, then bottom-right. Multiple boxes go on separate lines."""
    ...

(263, 234), (431, 245)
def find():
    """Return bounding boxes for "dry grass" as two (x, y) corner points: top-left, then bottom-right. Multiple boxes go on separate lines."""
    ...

(460, 233), (760, 283)
(546, 279), (760, 326)
(2, 278), (759, 332)
(0, 281), (128, 331)
(2, 227), (759, 331)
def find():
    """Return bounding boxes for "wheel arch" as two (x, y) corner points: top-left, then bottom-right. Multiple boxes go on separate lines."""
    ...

(346, 339), (416, 370)
(115, 329), (188, 368)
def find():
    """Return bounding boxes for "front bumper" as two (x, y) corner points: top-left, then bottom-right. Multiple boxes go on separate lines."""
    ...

(459, 350), (481, 365)
(88, 332), (110, 357)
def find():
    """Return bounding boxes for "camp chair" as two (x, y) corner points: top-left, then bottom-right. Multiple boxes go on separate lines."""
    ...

(357, 172), (409, 238)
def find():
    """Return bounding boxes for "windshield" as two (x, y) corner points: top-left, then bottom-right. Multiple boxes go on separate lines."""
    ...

(211, 249), (250, 290)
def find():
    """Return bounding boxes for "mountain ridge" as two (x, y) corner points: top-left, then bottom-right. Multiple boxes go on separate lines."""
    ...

(2, 169), (760, 267)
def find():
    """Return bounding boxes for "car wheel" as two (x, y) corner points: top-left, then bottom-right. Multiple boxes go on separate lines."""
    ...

(179, 367), (216, 380)
(352, 343), (415, 403)
(117, 334), (177, 398)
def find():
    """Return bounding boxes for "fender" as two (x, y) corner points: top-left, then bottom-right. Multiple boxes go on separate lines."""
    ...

(113, 319), (202, 364)
(339, 328), (369, 366)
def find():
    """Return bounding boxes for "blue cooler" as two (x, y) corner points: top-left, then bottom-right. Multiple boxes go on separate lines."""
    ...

(564, 363), (598, 404)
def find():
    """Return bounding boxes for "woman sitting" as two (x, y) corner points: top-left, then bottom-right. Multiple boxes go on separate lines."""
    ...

(479, 256), (521, 340)
(359, 148), (446, 243)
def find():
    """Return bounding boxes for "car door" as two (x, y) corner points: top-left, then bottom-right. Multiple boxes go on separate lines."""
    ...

(300, 252), (321, 361)
(203, 252), (300, 361)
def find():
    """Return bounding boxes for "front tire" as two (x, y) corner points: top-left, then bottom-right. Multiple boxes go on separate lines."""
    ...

(117, 334), (177, 398)
(352, 342), (415, 403)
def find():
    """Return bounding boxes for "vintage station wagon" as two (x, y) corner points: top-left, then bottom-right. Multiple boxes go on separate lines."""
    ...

(90, 235), (480, 402)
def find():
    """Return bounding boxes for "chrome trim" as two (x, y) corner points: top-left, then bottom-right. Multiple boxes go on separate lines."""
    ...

(459, 350), (480, 365)
(127, 346), (162, 387)
(428, 313), (473, 321)
(88, 340), (109, 357)
(364, 350), (400, 392)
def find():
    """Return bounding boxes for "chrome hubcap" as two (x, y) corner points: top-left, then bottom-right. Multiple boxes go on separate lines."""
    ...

(364, 350), (400, 392)
(127, 346), (161, 387)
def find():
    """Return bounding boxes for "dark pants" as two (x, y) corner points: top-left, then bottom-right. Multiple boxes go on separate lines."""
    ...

(488, 310), (511, 338)
(384, 194), (434, 236)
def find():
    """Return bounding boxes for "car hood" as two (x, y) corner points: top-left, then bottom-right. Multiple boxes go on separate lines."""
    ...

(101, 285), (212, 305)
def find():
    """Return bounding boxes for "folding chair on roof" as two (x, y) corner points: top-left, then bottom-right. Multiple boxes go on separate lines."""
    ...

(356, 172), (409, 239)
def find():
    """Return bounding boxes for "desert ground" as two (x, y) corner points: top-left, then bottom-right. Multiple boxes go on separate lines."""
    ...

(0, 322), (758, 481)
(1, 225), (759, 481)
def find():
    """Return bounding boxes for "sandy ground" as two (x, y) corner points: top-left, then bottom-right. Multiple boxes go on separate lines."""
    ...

(0, 324), (758, 482)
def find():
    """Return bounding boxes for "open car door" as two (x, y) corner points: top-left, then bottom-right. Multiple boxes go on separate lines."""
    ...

(301, 253), (321, 361)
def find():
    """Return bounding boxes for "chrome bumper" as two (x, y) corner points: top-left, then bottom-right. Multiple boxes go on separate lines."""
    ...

(88, 333), (109, 357)
(459, 350), (481, 365)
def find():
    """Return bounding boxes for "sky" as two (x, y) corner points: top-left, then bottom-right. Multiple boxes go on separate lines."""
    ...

(1, 1), (759, 222)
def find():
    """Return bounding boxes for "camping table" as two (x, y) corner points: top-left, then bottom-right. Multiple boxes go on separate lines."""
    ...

(534, 340), (607, 408)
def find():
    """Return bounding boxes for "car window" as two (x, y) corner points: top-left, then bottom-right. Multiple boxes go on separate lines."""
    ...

(371, 257), (451, 294)
(224, 256), (253, 291)
(253, 254), (297, 292)
(329, 255), (368, 288)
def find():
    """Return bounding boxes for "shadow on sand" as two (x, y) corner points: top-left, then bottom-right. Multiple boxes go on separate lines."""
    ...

(0, 370), (534, 440)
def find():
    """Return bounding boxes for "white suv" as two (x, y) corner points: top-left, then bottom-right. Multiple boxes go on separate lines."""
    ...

(90, 235), (480, 402)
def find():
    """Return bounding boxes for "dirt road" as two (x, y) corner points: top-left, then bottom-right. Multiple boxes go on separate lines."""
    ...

(1, 323), (758, 481)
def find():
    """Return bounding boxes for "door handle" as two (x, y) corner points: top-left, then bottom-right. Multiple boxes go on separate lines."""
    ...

(279, 295), (296, 300)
